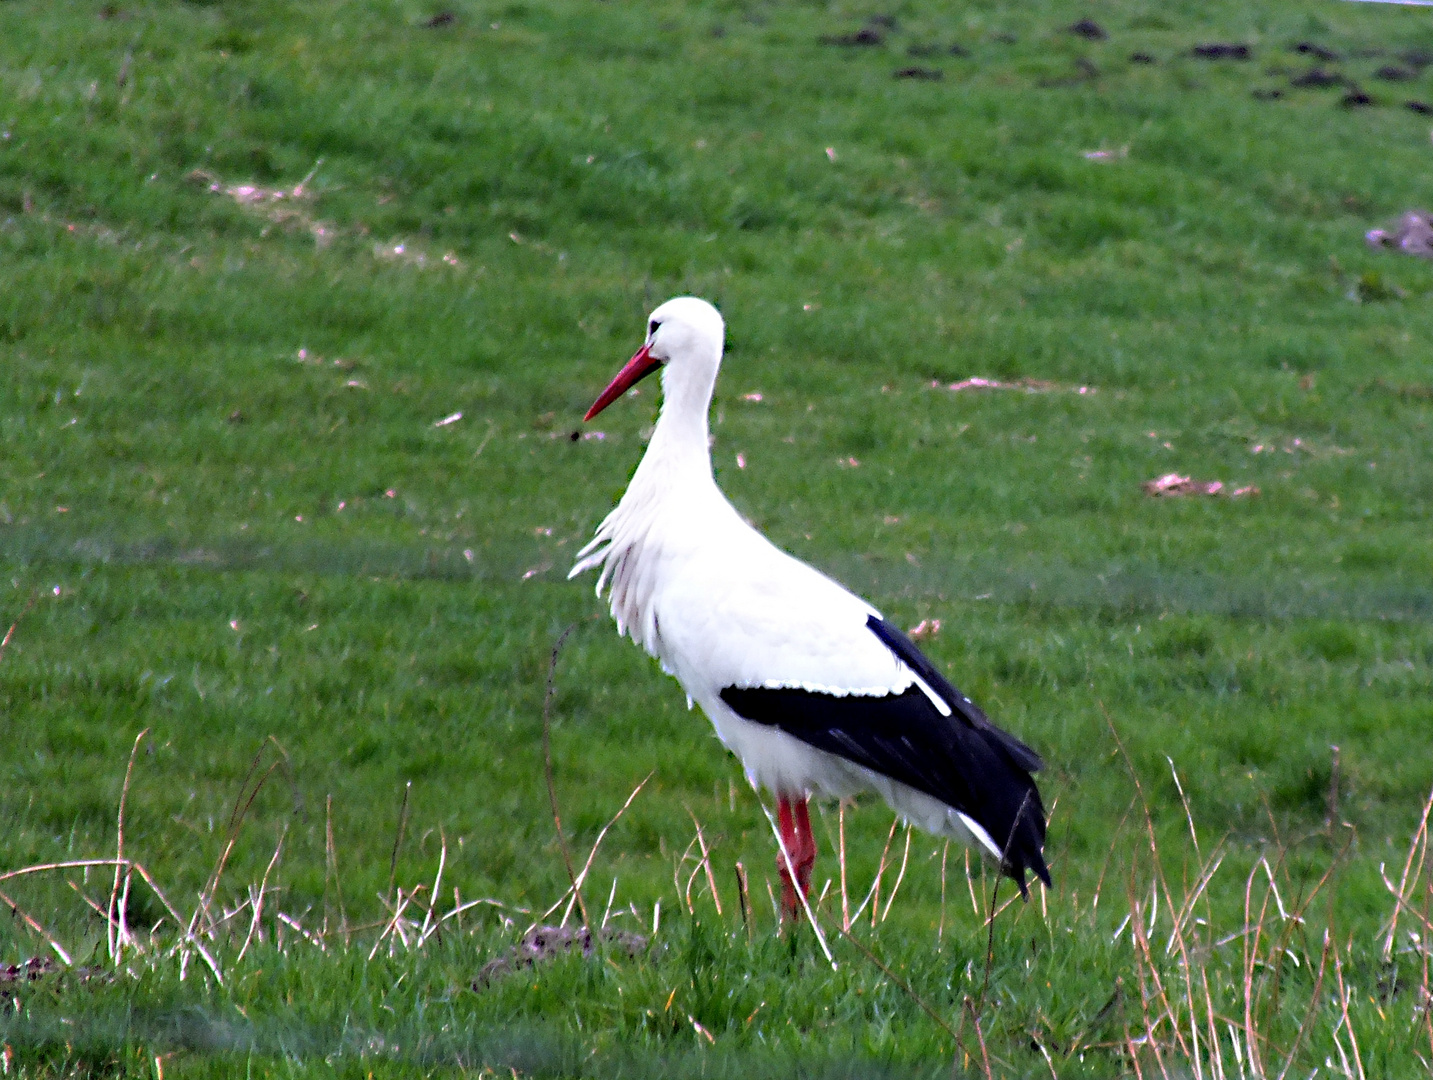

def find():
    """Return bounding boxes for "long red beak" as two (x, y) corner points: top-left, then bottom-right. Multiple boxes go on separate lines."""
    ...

(584, 342), (660, 421)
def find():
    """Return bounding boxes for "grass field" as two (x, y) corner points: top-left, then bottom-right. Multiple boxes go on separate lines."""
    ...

(3, 0), (1433, 1075)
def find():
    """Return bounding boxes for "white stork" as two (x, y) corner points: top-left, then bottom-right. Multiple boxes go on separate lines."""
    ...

(570, 297), (1049, 919)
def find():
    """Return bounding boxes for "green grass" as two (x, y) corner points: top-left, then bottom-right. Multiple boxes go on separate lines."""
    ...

(3, 0), (1433, 1075)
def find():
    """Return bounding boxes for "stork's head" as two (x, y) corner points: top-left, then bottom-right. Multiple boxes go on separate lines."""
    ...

(584, 297), (725, 421)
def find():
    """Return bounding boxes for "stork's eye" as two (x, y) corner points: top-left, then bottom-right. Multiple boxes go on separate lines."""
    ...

(648, 320), (661, 338)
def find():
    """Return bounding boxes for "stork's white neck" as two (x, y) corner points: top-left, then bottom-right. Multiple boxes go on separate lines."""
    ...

(629, 363), (716, 492)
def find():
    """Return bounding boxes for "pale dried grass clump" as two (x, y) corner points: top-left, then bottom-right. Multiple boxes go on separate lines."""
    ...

(0, 730), (657, 985)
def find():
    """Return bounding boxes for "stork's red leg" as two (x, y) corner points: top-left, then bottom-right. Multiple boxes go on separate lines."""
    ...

(776, 795), (817, 922)
(792, 797), (816, 898)
(776, 795), (802, 921)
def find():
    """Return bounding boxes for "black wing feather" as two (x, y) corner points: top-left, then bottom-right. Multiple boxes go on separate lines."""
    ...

(865, 615), (1044, 774)
(720, 622), (1051, 895)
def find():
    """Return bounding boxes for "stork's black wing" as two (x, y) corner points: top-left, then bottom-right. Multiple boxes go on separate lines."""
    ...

(865, 615), (1044, 773)
(720, 616), (1049, 893)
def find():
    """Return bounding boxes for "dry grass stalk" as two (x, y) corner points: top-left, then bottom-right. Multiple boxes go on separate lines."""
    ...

(937, 839), (949, 949)
(1197, 965), (1224, 1080)
(1103, 710), (1178, 936)
(539, 625), (592, 931)
(684, 807), (724, 917)
(546, 772), (651, 931)
(196, 738), (294, 939)
(67, 879), (116, 927)
(673, 833), (702, 915)
(964, 998), (994, 1080)
(1384, 782), (1433, 960)
(1093, 794), (1140, 918)
(439, 895), (522, 930)
(1240, 856), (1273, 1079)
(600, 877), (619, 928)
(3, 857), (208, 972)
(109, 729), (148, 964)
(1168, 756), (1202, 860)
(734, 861), (751, 940)
(1423, 871), (1433, 1063)
(1273, 927), (1331, 1080)
(1122, 1006), (1148, 1080)
(1106, 714), (1206, 1075)
(0, 887), (72, 966)
(1260, 854), (1293, 923)
(878, 825), (912, 923)
(276, 912), (325, 950)
(971, 796), (1037, 1021)
(212, 897), (254, 942)
(3, 740), (602, 982)
(324, 794), (348, 945)
(514, 776), (651, 933)
(0, 857), (132, 886)
(236, 826), (286, 964)
(1270, 838), (1351, 1027)
(849, 816), (898, 927)
(386, 781), (411, 906)
(1332, 941), (1367, 1080)
(983, 883), (1024, 928)
(1149, 827), (1221, 1079)
(1165, 896), (1204, 1080)
(0, 593), (37, 664)
(125, 862), (224, 984)
(1127, 883), (1176, 1079)
(368, 886), (422, 961)
(681, 861), (703, 916)
(1166, 844), (1227, 956)
(1324, 745), (1342, 831)
(687, 1014), (715, 1044)
(416, 831), (447, 946)
(1034, 1034), (1059, 1080)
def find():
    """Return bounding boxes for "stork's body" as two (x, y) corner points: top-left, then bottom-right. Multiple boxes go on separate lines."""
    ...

(572, 298), (1049, 916)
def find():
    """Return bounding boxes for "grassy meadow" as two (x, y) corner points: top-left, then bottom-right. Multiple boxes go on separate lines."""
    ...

(2, 0), (1433, 1074)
